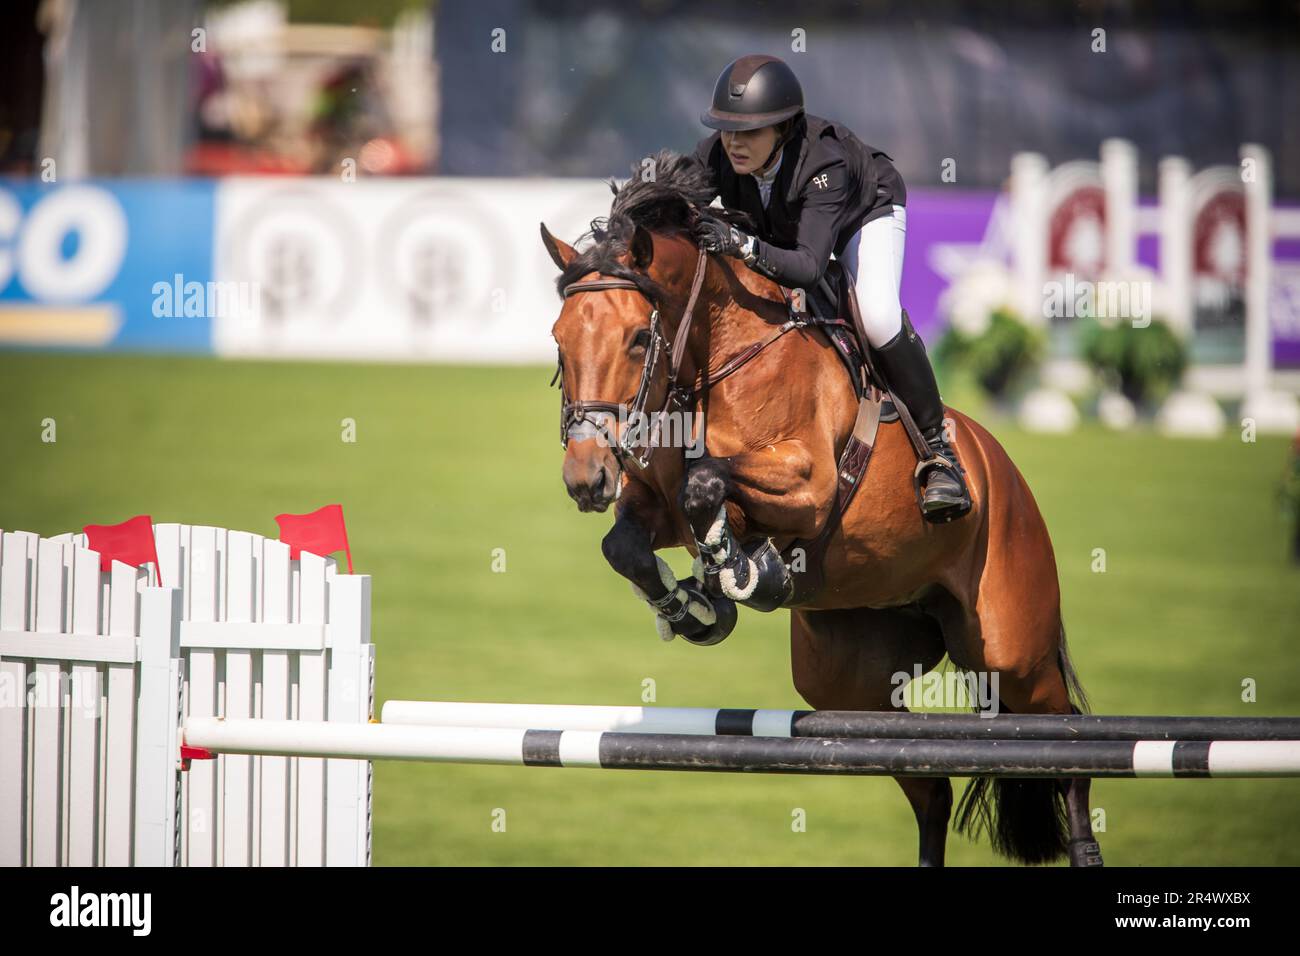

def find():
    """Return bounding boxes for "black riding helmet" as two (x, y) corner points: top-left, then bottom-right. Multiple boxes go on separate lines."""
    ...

(700, 54), (804, 131)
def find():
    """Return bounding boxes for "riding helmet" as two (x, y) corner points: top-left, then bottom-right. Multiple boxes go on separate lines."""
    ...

(701, 54), (805, 131)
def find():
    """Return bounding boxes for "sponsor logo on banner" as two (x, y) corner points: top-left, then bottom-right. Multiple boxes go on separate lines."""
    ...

(213, 177), (611, 362)
(0, 181), (215, 351)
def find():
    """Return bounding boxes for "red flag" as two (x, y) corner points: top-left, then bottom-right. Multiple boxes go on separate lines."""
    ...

(83, 515), (164, 585)
(275, 504), (353, 573)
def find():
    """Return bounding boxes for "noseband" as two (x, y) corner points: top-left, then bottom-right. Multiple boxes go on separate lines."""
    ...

(553, 247), (709, 472)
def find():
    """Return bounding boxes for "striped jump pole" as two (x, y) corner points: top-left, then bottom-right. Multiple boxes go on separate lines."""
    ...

(183, 718), (1300, 778)
(380, 701), (1300, 742)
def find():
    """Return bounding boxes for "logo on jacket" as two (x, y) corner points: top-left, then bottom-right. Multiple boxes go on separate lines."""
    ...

(812, 173), (830, 190)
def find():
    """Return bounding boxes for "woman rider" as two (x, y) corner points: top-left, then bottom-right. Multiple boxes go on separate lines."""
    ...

(689, 54), (969, 523)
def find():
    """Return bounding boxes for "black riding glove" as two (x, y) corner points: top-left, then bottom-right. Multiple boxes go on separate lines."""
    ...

(694, 218), (758, 265)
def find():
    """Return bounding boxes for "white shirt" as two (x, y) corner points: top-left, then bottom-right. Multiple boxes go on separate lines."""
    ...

(752, 152), (783, 208)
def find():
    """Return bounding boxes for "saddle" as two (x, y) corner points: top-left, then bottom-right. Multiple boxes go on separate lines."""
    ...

(772, 261), (937, 604)
(782, 261), (867, 398)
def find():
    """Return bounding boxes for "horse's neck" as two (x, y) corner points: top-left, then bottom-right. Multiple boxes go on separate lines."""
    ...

(691, 258), (788, 375)
(638, 260), (796, 511)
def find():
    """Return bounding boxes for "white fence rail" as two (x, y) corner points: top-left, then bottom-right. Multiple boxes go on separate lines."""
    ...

(0, 523), (373, 867)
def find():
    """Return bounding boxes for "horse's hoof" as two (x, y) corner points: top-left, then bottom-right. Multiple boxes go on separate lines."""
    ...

(632, 558), (734, 645)
(676, 577), (737, 646)
(1068, 838), (1104, 867)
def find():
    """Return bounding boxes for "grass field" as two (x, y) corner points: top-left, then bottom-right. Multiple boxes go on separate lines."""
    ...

(2, 352), (1298, 866)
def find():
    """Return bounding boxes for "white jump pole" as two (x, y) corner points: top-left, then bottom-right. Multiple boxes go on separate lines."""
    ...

(1240, 143), (1300, 433)
(1010, 151), (1050, 326)
(1158, 155), (1193, 335)
(186, 717), (537, 765)
(381, 700), (798, 736)
(1155, 152), (1229, 437)
(1101, 138), (1138, 274)
(182, 717), (1300, 778)
(380, 701), (1300, 741)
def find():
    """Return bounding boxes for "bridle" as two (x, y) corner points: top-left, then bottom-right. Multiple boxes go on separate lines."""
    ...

(552, 247), (708, 476)
(552, 240), (808, 478)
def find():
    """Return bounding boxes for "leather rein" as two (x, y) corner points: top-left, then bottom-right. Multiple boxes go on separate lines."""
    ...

(553, 246), (806, 474)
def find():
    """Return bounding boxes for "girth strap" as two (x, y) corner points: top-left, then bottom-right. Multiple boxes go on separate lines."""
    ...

(781, 386), (884, 606)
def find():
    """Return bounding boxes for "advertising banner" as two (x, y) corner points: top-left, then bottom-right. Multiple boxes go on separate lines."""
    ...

(0, 180), (215, 352)
(211, 176), (612, 362)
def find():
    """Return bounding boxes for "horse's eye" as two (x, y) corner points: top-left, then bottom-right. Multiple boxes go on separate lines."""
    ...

(630, 328), (651, 352)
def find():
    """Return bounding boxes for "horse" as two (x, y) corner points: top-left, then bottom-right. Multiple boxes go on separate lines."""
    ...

(542, 152), (1098, 867)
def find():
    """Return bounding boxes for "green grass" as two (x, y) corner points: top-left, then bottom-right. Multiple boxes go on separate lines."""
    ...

(2, 352), (1297, 866)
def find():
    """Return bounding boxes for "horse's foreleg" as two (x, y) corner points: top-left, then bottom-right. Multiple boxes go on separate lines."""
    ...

(679, 455), (775, 605)
(602, 491), (736, 645)
(681, 441), (831, 609)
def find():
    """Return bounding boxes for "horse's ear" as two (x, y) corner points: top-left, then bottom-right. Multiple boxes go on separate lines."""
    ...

(629, 224), (654, 270)
(540, 223), (577, 270)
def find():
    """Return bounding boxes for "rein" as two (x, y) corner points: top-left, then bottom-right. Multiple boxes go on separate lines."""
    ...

(554, 246), (804, 472)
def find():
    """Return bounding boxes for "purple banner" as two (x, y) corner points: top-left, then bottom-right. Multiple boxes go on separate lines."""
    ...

(899, 189), (1300, 369)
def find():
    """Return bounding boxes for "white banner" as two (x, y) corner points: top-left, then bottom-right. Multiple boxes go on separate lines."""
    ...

(212, 176), (613, 362)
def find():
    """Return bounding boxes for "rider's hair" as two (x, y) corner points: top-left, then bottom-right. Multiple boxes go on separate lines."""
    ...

(759, 115), (801, 168)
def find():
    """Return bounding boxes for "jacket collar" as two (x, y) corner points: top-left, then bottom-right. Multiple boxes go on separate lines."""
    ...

(783, 113), (813, 205)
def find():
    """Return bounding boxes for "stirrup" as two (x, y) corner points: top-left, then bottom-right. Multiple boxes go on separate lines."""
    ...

(912, 455), (971, 524)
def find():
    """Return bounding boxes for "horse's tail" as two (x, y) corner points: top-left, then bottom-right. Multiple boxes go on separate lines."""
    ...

(952, 619), (1089, 865)
(1056, 619), (1091, 715)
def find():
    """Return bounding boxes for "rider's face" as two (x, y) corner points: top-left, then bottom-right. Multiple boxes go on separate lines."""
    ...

(720, 126), (779, 176)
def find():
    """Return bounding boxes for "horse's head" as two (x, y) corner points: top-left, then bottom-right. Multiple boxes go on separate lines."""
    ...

(543, 150), (735, 513)
(544, 221), (658, 512)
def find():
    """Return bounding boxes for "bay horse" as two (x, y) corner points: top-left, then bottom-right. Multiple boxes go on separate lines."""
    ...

(543, 152), (1097, 867)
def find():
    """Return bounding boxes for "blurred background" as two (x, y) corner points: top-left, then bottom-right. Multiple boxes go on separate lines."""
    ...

(1, 0), (1298, 865)
(2, 0), (1299, 406)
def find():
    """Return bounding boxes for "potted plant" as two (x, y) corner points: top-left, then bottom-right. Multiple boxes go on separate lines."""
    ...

(1079, 317), (1187, 409)
(934, 262), (1045, 403)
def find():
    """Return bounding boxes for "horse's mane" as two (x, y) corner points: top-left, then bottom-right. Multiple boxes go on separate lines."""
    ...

(555, 149), (752, 304)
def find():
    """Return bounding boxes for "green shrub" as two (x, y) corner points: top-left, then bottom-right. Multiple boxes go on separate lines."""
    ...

(1079, 317), (1187, 407)
(934, 308), (1045, 399)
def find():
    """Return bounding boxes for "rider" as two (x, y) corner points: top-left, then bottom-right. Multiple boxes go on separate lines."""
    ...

(690, 54), (970, 522)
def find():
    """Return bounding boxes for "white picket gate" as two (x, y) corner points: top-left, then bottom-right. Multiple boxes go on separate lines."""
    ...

(0, 523), (373, 866)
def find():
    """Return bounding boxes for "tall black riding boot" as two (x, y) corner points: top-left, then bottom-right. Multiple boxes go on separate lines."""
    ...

(871, 311), (972, 522)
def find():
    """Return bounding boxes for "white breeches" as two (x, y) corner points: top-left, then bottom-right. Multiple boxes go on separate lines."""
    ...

(837, 204), (906, 348)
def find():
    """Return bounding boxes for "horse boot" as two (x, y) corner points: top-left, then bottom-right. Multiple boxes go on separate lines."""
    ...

(630, 554), (738, 646)
(871, 310), (972, 523)
(697, 505), (793, 610)
(738, 537), (794, 612)
(1069, 837), (1106, 867)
